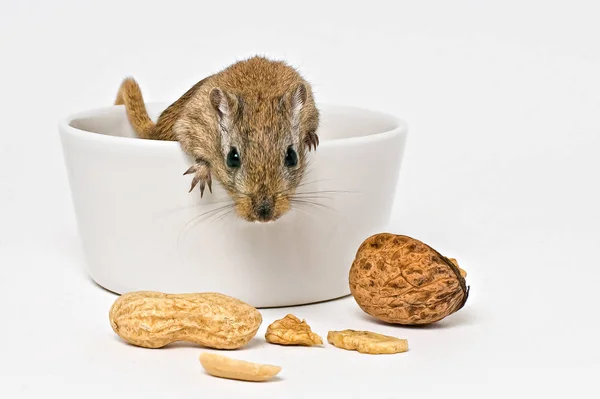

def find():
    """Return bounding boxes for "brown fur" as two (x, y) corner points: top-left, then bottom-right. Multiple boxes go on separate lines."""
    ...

(114, 56), (320, 222)
(114, 78), (156, 139)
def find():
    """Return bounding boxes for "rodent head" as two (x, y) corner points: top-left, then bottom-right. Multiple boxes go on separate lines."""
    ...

(209, 83), (319, 223)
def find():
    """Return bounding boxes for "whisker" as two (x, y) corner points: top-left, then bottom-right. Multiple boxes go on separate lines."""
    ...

(206, 204), (237, 224)
(176, 203), (236, 247)
(200, 198), (241, 205)
(157, 197), (237, 217)
(211, 207), (238, 224)
(179, 202), (236, 235)
(201, 206), (229, 224)
(289, 199), (334, 211)
(295, 178), (333, 188)
(295, 189), (359, 194)
(290, 195), (334, 201)
(290, 203), (319, 219)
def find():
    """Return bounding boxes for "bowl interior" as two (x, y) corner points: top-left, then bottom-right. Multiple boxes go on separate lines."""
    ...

(67, 103), (402, 142)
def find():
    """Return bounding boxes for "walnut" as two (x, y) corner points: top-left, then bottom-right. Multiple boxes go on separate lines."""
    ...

(349, 233), (470, 325)
(449, 258), (467, 277)
(327, 329), (408, 354)
(264, 314), (323, 346)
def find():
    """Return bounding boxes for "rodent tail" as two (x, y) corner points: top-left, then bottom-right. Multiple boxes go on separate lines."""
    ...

(114, 77), (155, 139)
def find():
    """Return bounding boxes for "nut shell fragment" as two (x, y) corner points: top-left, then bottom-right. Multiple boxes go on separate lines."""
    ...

(327, 329), (408, 354)
(199, 352), (281, 382)
(265, 314), (323, 346)
(349, 233), (470, 325)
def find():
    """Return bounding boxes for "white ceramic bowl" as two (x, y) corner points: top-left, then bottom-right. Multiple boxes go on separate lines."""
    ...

(59, 103), (408, 307)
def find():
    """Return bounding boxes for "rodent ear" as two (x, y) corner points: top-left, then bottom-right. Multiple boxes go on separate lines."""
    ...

(290, 83), (307, 137)
(209, 87), (232, 120)
(291, 83), (319, 152)
(210, 87), (234, 151)
(291, 83), (307, 114)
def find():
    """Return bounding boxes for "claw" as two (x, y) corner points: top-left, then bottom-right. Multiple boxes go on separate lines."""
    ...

(199, 180), (206, 198)
(184, 161), (212, 197)
(183, 164), (197, 175)
(189, 173), (202, 193)
(305, 131), (319, 152)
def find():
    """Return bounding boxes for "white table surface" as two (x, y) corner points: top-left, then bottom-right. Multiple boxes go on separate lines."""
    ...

(1, 1), (599, 398)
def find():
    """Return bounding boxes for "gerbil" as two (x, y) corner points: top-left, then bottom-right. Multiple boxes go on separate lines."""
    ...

(114, 56), (320, 223)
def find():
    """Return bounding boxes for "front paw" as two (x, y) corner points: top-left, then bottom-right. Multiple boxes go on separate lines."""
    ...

(183, 162), (212, 198)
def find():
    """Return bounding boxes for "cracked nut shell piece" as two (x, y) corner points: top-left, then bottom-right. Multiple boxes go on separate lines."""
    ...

(265, 314), (323, 346)
(327, 329), (408, 354)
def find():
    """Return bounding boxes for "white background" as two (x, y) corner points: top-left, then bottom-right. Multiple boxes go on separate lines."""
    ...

(1, 0), (599, 397)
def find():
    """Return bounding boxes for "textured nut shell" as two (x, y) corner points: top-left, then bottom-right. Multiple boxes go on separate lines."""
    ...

(448, 258), (467, 277)
(109, 291), (262, 349)
(265, 314), (323, 346)
(199, 352), (281, 382)
(349, 233), (469, 325)
(327, 329), (408, 354)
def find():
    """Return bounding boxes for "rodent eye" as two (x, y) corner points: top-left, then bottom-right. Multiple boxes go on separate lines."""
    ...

(284, 146), (298, 168)
(226, 147), (241, 168)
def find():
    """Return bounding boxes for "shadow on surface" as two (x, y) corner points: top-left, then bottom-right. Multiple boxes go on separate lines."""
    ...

(111, 334), (266, 351)
(88, 275), (120, 296)
(200, 371), (284, 383)
(354, 306), (477, 330)
(91, 275), (354, 310)
(256, 293), (352, 310)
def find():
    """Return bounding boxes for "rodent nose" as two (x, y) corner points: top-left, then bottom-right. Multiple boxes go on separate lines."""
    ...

(256, 201), (274, 221)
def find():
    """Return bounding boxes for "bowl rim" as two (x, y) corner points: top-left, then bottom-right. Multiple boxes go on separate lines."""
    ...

(58, 102), (409, 149)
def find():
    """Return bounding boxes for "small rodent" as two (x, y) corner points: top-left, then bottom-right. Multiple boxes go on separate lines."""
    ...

(114, 56), (320, 223)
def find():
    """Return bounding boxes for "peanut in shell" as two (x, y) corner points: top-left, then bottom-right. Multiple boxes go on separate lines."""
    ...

(109, 291), (262, 349)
